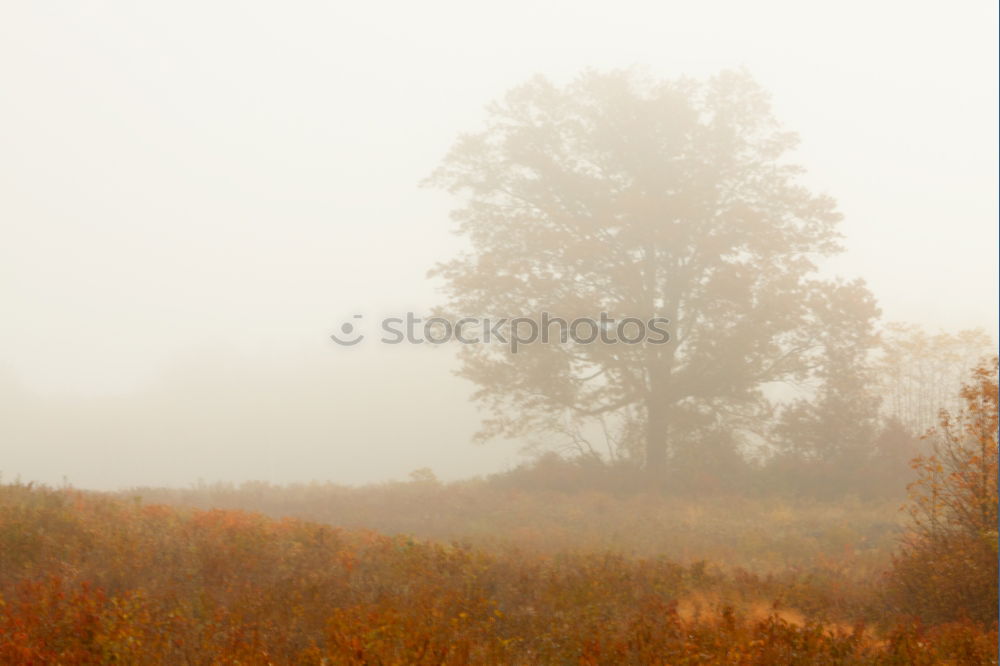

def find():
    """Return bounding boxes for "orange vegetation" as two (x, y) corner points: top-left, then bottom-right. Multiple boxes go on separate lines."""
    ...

(1, 482), (995, 664)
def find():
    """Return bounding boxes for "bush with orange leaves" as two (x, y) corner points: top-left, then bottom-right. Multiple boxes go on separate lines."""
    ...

(886, 357), (999, 625)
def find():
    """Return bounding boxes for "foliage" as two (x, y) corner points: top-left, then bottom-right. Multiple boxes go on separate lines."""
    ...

(886, 357), (999, 625)
(762, 419), (924, 501)
(427, 68), (876, 476)
(1, 482), (995, 664)
(772, 280), (882, 463)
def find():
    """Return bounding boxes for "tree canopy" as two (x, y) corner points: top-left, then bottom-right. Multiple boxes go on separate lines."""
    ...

(429, 69), (877, 476)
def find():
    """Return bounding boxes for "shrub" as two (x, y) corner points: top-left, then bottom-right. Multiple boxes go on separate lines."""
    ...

(886, 357), (998, 624)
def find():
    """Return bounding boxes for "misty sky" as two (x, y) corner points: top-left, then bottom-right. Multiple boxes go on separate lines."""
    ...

(1, 1), (997, 488)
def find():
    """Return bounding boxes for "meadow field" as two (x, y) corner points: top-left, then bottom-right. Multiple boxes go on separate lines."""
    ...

(1, 478), (995, 664)
(130, 474), (904, 573)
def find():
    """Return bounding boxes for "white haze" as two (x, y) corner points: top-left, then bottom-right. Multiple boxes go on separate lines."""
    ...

(1, 1), (997, 488)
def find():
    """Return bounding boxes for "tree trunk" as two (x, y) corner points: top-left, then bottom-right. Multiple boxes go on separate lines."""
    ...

(644, 350), (670, 482)
(642, 318), (672, 483)
(644, 398), (668, 480)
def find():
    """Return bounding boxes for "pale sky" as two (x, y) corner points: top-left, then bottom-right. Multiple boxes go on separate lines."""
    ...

(1, 1), (996, 488)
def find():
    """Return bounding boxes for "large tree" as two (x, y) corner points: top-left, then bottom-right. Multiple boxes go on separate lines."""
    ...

(428, 69), (868, 477)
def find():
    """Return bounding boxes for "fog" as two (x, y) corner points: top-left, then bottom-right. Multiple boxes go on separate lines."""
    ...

(1, 1), (996, 489)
